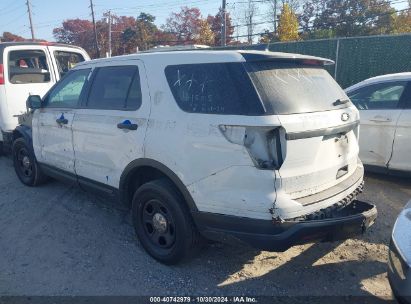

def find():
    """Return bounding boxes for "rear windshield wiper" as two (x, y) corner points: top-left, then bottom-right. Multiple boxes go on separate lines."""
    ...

(333, 98), (350, 106)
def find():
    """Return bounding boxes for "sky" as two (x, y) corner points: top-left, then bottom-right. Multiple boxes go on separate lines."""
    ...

(0, 0), (409, 42)
(0, 0), (231, 41)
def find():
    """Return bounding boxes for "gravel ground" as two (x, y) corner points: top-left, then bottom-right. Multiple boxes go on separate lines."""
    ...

(0, 155), (410, 298)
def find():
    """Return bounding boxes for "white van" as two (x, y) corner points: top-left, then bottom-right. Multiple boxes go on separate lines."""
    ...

(0, 42), (90, 152)
(15, 50), (377, 264)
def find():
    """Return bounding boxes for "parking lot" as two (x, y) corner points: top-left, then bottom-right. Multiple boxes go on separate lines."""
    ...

(0, 155), (410, 298)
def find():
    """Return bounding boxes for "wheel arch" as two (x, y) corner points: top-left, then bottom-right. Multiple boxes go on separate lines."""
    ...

(12, 125), (34, 154)
(119, 158), (198, 212)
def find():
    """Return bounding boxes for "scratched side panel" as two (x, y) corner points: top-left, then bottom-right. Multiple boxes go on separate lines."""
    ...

(72, 112), (148, 187)
(72, 59), (151, 189)
(142, 57), (281, 217)
(36, 109), (76, 174)
(142, 55), (363, 220)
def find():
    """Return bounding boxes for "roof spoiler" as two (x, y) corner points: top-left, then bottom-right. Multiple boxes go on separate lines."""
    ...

(240, 52), (335, 66)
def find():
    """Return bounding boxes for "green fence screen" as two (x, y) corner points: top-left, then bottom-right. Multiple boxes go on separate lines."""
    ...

(236, 34), (411, 89)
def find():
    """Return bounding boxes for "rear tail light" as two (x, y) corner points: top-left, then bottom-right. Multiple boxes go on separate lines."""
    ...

(219, 125), (284, 170)
(0, 64), (4, 85)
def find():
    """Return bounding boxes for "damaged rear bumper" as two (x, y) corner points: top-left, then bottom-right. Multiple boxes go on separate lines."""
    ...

(194, 200), (377, 251)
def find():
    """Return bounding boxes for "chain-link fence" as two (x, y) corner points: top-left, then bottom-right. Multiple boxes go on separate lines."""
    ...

(230, 34), (411, 88)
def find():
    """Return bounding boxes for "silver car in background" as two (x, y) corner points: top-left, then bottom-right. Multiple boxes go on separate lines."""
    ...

(388, 200), (411, 303)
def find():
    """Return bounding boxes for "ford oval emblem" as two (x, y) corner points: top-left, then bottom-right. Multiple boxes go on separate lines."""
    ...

(341, 113), (350, 122)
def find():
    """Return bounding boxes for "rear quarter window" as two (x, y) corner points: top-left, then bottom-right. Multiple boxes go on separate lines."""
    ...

(165, 63), (264, 115)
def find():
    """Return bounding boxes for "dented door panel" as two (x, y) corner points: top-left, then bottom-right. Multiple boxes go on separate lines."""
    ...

(36, 109), (76, 173)
(359, 109), (402, 168)
(73, 112), (148, 187)
(389, 109), (411, 171)
(276, 106), (361, 199)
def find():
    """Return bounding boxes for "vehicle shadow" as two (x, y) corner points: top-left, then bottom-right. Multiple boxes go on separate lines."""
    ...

(194, 240), (393, 301)
(365, 171), (411, 185)
(0, 155), (397, 300)
(75, 187), (392, 300)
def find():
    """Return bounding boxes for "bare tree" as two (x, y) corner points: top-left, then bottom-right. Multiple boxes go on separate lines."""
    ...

(244, 0), (258, 44)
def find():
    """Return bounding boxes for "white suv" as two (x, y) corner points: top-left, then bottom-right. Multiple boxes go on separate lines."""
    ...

(12, 50), (377, 264)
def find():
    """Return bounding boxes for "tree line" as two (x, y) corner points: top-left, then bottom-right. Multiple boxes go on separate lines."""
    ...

(1, 0), (411, 58)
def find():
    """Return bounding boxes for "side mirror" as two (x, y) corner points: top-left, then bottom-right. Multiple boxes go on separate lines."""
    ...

(26, 95), (42, 110)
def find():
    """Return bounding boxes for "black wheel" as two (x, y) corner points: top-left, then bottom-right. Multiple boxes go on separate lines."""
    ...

(0, 141), (3, 156)
(12, 138), (47, 186)
(132, 179), (201, 264)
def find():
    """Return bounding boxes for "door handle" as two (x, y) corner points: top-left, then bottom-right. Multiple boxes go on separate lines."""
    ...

(370, 116), (391, 123)
(117, 120), (138, 130)
(56, 118), (68, 124)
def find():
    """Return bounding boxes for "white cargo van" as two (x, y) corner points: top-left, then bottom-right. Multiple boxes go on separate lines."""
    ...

(0, 42), (90, 152)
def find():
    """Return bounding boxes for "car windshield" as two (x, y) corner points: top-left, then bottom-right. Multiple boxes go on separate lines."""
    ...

(246, 61), (351, 115)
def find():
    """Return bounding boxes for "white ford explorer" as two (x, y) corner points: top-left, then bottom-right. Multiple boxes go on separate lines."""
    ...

(12, 50), (377, 264)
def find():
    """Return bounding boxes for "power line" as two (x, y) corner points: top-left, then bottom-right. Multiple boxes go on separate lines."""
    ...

(0, 0), (19, 11)
(302, 7), (411, 32)
(102, 0), (211, 14)
(0, 12), (27, 30)
(228, 7), (411, 39)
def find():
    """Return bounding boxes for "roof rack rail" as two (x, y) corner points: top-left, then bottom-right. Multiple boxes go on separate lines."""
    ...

(143, 44), (210, 53)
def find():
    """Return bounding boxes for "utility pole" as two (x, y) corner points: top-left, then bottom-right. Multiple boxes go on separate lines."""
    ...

(89, 0), (100, 58)
(246, 0), (254, 45)
(108, 10), (112, 57)
(26, 0), (35, 41)
(273, 0), (277, 35)
(221, 0), (227, 46)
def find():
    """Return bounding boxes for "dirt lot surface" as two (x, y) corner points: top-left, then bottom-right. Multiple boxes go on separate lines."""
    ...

(0, 156), (410, 298)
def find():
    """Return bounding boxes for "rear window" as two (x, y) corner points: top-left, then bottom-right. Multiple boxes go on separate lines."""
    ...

(8, 50), (50, 84)
(246, 62), (350, 115)
(54, 51), (85, 77)
(165, 63), (264, 115)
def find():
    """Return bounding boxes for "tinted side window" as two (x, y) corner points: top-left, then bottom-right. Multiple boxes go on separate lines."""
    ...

(348, 81), (407, 110)
(45, 69), (90, 108)
(87, 66), (141, 110)
(54, 51), (85, 77)
(8, 50), (50, 84)
(165, 63), (264, 115)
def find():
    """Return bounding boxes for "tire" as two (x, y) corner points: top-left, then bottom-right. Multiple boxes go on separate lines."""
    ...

(0, 141), (3, 156)
(12, 138), (47, 186)
(132, 179), (201, 264)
